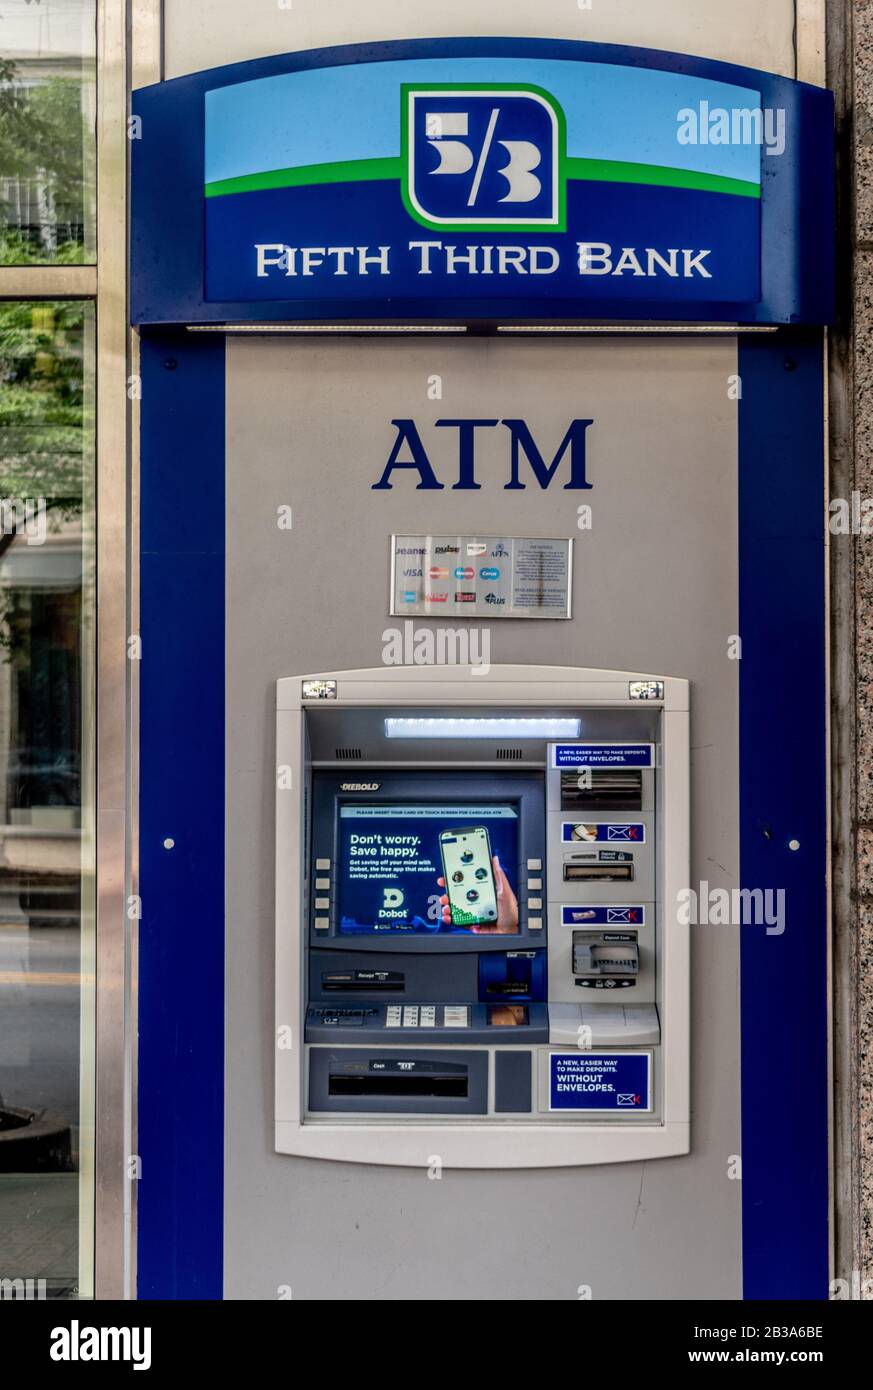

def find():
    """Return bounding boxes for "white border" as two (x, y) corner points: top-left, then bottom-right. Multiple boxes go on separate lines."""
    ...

(275, 664), (689, 1166)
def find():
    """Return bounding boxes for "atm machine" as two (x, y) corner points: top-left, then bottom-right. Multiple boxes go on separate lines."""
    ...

(133, 17), (832, 1302)
(276, 665), (689, 1166)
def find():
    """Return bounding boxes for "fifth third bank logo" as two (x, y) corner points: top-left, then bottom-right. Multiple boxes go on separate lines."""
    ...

(402, 84), (564, 231)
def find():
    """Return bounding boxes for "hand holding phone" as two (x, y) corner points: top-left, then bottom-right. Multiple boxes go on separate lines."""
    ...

(437, 830), (518, 934)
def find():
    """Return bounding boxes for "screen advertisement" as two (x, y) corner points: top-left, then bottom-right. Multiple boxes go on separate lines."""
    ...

(337, 804), (519, 935)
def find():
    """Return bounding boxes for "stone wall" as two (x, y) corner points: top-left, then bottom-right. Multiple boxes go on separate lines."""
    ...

(830, 0), (872, 1298)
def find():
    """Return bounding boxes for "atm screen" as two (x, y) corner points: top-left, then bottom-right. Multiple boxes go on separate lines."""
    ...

(337, 804), (519, 935)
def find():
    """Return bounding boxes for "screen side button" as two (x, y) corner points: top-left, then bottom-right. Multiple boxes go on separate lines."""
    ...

(314, 917), (330, 931)
(315, 858), (331, 870)
(526, 858), (542, 870)
(528, 917), (543, 931)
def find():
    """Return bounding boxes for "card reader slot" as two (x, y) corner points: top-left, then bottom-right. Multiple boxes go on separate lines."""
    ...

(328, 1074), (468, 1098)
(322, 970), (405, 992)
(563, 863), (634, 881)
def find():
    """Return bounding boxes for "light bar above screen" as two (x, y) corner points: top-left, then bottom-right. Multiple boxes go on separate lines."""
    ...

(383, 717), (582, 740)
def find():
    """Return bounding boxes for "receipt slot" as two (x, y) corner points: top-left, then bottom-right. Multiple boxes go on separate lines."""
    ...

(275, 664), (689, 1166)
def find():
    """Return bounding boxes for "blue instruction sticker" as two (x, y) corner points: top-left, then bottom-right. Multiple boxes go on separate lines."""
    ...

(562, 822), (646, 843)
(561, 905), (645, 926)
(552, 743), (654, 769)
(549, 1052), (651, 1111)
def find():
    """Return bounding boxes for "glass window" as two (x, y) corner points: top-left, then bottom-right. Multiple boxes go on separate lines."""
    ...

(0, 1), (96, 265)
(0, 299), (95, 1298)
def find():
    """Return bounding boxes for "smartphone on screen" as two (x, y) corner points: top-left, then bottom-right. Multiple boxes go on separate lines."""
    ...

(439, 826), (498, 928)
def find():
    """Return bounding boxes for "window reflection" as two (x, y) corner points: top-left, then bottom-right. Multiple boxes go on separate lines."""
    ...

(0, 300), (93, 1299)
(0, 1), (96, 264)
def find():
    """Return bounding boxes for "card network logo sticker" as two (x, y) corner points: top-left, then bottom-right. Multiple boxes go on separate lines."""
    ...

(402, 84), (566, 232)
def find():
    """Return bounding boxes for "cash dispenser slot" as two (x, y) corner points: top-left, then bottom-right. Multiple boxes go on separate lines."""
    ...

(560, 769), (643, 812)
(329, 1060), (468, 1098)
(308, 1047), (489, 1114)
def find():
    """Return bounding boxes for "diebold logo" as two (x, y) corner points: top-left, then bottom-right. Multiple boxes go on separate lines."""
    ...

(340, 782), (381, 791)
(402, 84), (565, 232)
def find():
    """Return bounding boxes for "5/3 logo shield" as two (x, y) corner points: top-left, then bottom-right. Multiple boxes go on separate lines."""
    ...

(402, 84), (565, 231)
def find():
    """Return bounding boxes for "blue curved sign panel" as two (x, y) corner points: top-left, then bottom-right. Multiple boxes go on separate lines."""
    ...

(131, 38), (834, 324)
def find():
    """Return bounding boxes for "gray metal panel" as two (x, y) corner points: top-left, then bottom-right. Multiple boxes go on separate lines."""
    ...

(225, 336), (740, 1299)
(494, 1050), (533, 1113)
(162, 0), (799, 81)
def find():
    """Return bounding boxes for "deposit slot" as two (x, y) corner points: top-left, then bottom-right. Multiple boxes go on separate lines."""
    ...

(560, 769), (643, 811)
(563, 862), (635, 881)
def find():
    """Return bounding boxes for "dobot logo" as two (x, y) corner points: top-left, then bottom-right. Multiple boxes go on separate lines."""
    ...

(402, 84), (564, 232)
(380, 887), (405, 921)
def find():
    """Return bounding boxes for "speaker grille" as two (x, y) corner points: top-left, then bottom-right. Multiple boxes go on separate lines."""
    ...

(335, 747), (363, 760)
(496, 748), (523, 761)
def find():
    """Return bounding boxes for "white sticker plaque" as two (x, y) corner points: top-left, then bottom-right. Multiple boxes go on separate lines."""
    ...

(390, 534), (573, 620)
